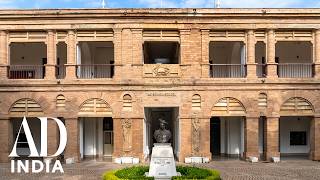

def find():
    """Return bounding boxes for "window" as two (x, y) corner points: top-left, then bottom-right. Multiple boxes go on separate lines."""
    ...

(143, 41), (180, 64)
(290, 131), (307, 145)
(123, 94), (132, 111)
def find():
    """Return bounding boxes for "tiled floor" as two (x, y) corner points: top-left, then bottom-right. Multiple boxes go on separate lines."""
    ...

(1, 159), (319, 180)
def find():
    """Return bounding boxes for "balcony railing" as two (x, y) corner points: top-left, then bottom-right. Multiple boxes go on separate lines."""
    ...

(56, 65), (66, 79)
(76, 64), (114, 79)
(8, 65), (45, 79)
(257, 64), (267, 78)
(210, 64), (247, 78)
(278, 63), (314, 78)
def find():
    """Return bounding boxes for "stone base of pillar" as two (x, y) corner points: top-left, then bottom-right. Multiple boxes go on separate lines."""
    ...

(44, 65), (56, 80)
(264, 152), (280, 162)
(246, 64), (257, 79)
(314, 64), (320, 79)
(266, 64), (278, 79)
(0, 65), (7, 79)
(201, 65), (210, 78)
(310, 151), (320, 161)
(65, 65), (76, 80)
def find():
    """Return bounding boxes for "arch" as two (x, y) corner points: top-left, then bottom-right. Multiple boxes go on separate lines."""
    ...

(79, 98), (112, 117)
(211, 97), (246, 116)
(123, 94), (132, 111)
(56, 94), (66, 109)
(280, 97), (314, 116)
(10, 98), (43, 116)
(192, 94), (201, 110)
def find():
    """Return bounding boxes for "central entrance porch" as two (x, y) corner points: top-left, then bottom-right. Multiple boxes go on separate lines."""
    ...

(143, 107), (179, 160)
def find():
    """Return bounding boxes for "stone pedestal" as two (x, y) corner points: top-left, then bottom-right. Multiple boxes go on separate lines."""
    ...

(146, 143), (180, 179)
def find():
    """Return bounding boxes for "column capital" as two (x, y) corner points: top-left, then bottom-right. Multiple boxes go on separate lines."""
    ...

(247, 29), (255, 34)
(267, 29), (275, 33)
(314, 29), (320, 34)
(47, 29), (55, 33)
(113, 28), (122, 33)
(131, 28), (143, 33)
(201, 29), (210, 33)
(67, 30), (76, 35)
(179, 29), (191, 35)
(0, 30), (7, 36)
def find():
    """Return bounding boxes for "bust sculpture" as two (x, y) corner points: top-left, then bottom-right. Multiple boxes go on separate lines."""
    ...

(154, 118), (172, 143)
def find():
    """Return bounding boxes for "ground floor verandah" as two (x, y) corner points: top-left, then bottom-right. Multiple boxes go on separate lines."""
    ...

(0, 96), (320, 163)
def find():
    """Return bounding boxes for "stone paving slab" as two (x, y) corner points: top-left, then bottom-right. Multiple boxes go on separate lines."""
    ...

(0, 159), (319, 180)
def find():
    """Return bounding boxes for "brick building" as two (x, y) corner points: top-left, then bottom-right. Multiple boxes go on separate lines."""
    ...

(0, 8), (320, 163)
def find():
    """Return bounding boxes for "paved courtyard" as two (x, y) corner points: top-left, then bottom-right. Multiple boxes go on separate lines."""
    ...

(0, 159), (320, 180)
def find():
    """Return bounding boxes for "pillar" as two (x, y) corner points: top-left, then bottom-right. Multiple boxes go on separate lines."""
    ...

(201, 30), (210, 77)
(264, 117), (280, 161)
(178, 117), (192, 162)
(45, 30), (56, 80)
(201, 118), (211, 160)
(47, 118), (58, 156)
(65, 30), (76, 79)
(112, 28), (122, 80)
(266, 29), (278, 78)
(246, 30), (257, 78)
(64, 118), (79, 162)
(131, 29), (143, 78)
(112, 118), (122, 159)
(244, 117), (259, 159)
(0, 118), (11, 163)
(0, 30), (8, 79)
(314, 30), (320, 78)
(310, 116), (320, 160)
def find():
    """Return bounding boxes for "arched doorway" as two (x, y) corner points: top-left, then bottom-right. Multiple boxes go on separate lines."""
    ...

(279, 97), (314, 160)
(9, 98), (44, 158)
(78, 98), (113, 161)
(210, 97), (246, 159)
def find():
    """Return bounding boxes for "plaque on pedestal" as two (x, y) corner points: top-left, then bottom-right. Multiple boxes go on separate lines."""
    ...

(146, 143), (180, 179)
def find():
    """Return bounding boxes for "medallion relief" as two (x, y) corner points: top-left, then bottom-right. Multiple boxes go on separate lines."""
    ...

(153, 65), (170, 76)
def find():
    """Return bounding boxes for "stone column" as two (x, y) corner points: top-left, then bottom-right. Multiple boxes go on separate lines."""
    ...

(0, 118), (11, 163)
(246, 30), (257, 78)
(266, 29), (278, 78)
(244, 116), (259, 159)
(45, 30), (56, 80)
(178, 117), (192, 162)
(131, 29), (143, 78)
(131, 118), (144, 160)
(112, 118), (122, 159)
(65, 30), (76, 80)
(310, 116), (320, 160)
(314, 30), (320, 78)
(64, 118), (79, 162)
(201, 30), (210, 78)
(201, 117), (211, 160)
(180, 29), (201, 78)
(264, 117), (280, 161)
(47, 118), (58, 156)
(0, 30), (8, 79)
(113, 28), (122, 80)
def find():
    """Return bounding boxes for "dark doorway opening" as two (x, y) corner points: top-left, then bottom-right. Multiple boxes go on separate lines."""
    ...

(210, 117), (221, 156)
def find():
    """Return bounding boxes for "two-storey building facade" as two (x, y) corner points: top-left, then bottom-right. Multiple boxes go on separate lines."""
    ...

(0, 8), (320, 163)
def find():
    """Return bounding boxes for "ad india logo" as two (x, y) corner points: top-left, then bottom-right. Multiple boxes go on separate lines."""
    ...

(9, 117), (67, 173)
